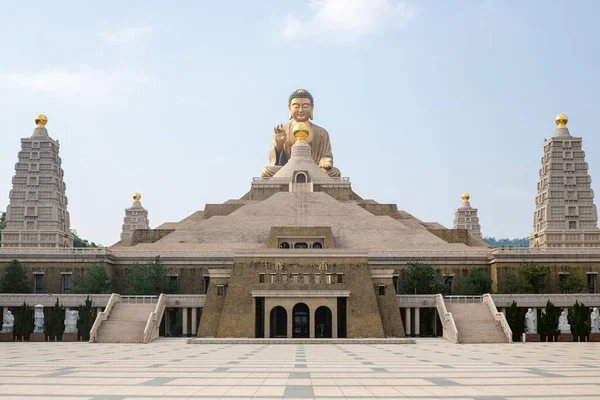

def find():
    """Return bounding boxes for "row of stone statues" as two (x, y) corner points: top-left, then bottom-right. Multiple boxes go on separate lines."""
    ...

(2, 305), (78, 334)
(525, 307), (600, 334)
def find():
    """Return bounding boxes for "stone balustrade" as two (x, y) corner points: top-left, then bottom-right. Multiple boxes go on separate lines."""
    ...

(492, 294), (600, 308)
(0, 294), (206, 308)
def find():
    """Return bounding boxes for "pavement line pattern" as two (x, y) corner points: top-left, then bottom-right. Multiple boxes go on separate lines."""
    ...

(0, 338), (598, 399)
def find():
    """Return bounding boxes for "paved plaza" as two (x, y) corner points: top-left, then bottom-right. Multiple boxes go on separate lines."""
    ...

(0, 338), (599, 399)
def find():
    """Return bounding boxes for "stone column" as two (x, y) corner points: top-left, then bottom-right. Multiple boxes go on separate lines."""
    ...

(432, 308), (437, 337)
(309, 308), (315, 339)
(3, 307), (8, 320)
(414, 308), (420, 337)
(532, 307), (538, 332)
(286, 306), (293, 339)
(191, 308), (198, 336)
(501, 308), (506, 316)
(332, 301), (338, 339)
(97, 307), (103, 315)
(405, 308), (411, 336)
(182, 307), (188, 337)
(264, 305), (271, 339)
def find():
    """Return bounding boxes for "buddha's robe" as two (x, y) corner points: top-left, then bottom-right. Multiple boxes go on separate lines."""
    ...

(261, 122), (341, 177)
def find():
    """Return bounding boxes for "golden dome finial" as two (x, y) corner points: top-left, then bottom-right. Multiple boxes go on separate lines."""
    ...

(35, 114), (48, 128)
(133, 192), (141, 202)
(293, 122), (309, 142)
(462, 192), (470, 202)
(555, 114), (568, 128)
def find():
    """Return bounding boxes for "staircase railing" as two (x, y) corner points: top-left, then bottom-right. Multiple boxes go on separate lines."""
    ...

(89, 293), (121, 343)
(435, 293), (459, 344)
(142, 293), (166, 344)
(482, 293), (513, 343)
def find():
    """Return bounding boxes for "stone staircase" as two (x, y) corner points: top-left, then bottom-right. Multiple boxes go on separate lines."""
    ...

(96, 304), (156, 343)
(445, 302), (508, 343)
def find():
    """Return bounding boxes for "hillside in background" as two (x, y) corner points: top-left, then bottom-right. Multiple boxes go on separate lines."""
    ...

(483, 237), (529, 248)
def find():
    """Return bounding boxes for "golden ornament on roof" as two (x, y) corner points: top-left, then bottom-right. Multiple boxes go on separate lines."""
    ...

(35, 114), (48, 128)
(555, 114), (568, 128)
(133, 193), (141, 202)
(462, 193), (470, 202)
(293, 122), (310, 142)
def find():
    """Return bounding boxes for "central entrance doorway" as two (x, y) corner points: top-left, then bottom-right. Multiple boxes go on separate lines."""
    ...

(292, 303), (310, 338)
(314, 306), (332, 338)
(269, 306), (287, 338)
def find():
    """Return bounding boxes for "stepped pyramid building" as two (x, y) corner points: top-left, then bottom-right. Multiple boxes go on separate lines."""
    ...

(1, 115), (72, 248)
(119, 193), (150, 245)
(453, 193), (482, 238)
(530, 114), (600, 248)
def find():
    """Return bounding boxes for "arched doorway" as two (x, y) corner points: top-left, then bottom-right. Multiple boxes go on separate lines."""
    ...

(315, 306), (332, 338)
(269, 306), (287, 338)
(294, 242), (308, 249)
(292, 303), (310, 338)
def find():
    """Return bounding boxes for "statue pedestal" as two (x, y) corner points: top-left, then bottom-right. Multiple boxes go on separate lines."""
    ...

(525, 333), (540, 342)
(589, 333), (600, 342)
(0, 332), (13, 342)
(62, 333), (78, 342)
(557, 333), (573, 342)
(29, 333), (46, 342)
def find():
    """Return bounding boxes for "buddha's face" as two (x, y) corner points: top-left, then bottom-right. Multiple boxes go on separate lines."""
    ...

(289, 98), (313, 122)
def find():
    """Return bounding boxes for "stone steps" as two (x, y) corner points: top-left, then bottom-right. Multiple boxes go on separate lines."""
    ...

(446, 303), (508, 344)
(95, 303), (155, 343)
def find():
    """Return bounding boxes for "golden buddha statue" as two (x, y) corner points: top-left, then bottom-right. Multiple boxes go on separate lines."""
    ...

(261, 89), (340, 177)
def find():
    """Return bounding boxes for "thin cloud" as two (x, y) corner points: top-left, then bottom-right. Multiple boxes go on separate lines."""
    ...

(0, 67), (156, 105)
(282, 0), (414, 42)
(100, 26), (152, 45)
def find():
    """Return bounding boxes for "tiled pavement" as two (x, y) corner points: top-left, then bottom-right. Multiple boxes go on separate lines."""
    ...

(0, 338), (599, 399)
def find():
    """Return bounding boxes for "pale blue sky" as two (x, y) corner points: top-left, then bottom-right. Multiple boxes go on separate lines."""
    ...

(1, 0), (599, 246)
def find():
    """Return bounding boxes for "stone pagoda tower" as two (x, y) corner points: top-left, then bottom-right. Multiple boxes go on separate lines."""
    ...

(1, 115), (73, 248)
(530, 114), (600, 248)
(120, 193), (150, 245)
(453, 193), (482, 238)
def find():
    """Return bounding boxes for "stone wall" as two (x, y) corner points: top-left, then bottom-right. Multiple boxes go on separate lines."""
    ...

(268, 227), (334, 249)
(207, 257), (393, 338)
(427, 229), (489, 247)
(357, 203), (401, 219)
(130, 229), (175, 245)
(203, 203), (247, 219)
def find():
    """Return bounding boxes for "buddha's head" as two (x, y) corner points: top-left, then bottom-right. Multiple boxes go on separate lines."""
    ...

(35, 114), (48, 128)
(288, 89), (314, 122)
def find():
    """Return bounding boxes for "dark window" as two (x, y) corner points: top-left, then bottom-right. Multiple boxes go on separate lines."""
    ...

(61, 274), (71, 294)
(559, 273), (568, 293)
(337, 274), (343, 283)
(259, 273), (265, 283)
(279, 242), (290, 249)
(378, 285), (386, 296)
(312, 242), (322, 249)
(217, 285), (225, 296)
(295, 173), (307, 183)
(443, 276), (454, 294)
(588, 274), (597, 294)
(294, 242), (308, 249)
(569, 221), (577, 229)
(34, 274), (43, 294)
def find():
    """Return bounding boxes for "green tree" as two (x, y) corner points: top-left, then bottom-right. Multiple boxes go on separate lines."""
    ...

(125, 256), (178, 295)
(71, 229), (99, 248)
(399, 262), (446, 294)
(72, 264), (113, 294)
(13, 302), (33, 340)
(558, 272), (586, 294)
(570, 301), (590, 342)
(505, 301), (525, 342)
(454, 269), (492, 295)
(496, 270), (527, 294)
(0, 211), (6, 246)
(45, 298), (65, 341)
(0, 259), (32, 293)
(483, 237), (529, 248)
(77, 296), (97, 341)
(519, 262), (548, 293)
(538, 300), (559, 341)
